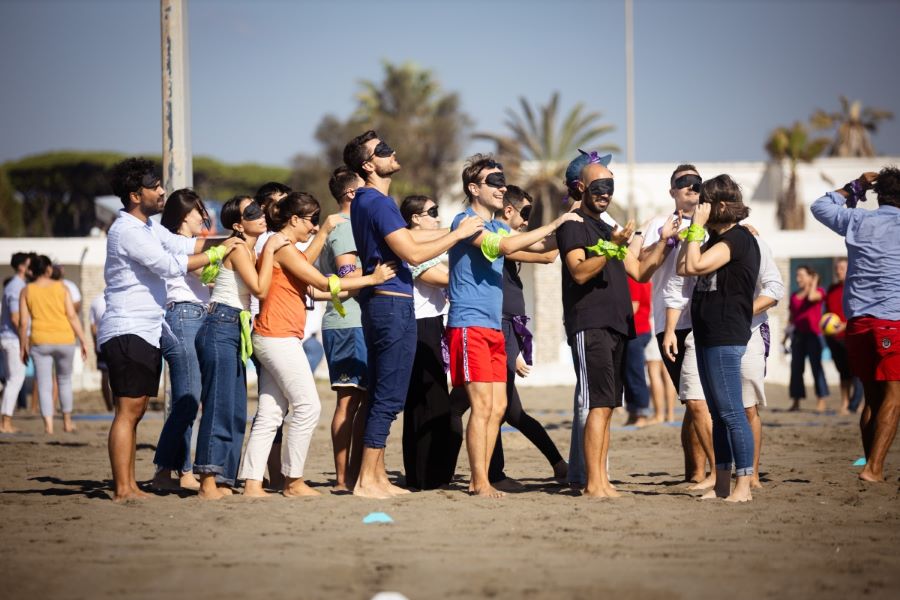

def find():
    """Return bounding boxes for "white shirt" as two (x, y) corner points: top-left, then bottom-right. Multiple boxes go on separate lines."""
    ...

(63, 279), (81, 304)
(642, 214), (693, 334)
(166, 272), (210, 305)
(89, 295), (106, 328)
(413, 278), (449, 320)
(97, 210), (195, 348)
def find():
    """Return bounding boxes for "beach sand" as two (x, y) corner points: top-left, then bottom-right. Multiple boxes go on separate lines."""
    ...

(1, 383), (898, 600)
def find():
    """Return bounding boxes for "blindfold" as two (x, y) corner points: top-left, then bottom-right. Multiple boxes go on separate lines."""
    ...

(518, 204), (532, 221)
(483, 172), (507, 189)
(140, 173), (161, 189)
(241, 201), (264, 221)
(373, 140), (394, 158)
(674, 174), (702, 193)
(587, 178), (615, 198)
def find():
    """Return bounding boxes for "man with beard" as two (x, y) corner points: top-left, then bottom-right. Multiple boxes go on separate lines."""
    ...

(557, 161), (677, 497)
(342, 131), (483, 498)
(99, 157), (239, 502)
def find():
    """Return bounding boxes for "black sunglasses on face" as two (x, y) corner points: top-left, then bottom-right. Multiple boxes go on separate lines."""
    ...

(517, 204), (532, 221)
(366, 140), (395, 161)
(420, 206), (439, 218)
(300, 212), (321, 226)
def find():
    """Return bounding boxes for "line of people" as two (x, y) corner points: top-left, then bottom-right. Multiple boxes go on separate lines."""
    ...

(91, 143), (900, 503)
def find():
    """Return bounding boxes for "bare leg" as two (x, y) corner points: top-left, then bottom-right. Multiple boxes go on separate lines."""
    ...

(860, 381), (900, 482)
(686, 400), (715, 490)
(331, 389), (362, 490)
(745, 406), (762, 488)
(464, 381), (505, 498)
(108, 395), (152, 502)
(664, 371), (677, 422)
(647, 361), (665, 424)
(266, 443), (285, 490)
(839, 380), (852, 416)
(0, 415), (19, 433)
(816, 397), (827, 413)
(347, 396), (366, 489)
(243, 479), (272, 497)
(101, 371), (114, 412)
(584, 407), (615, 497)
(198, 473), (224, 500)
(376, 447), (410, 495)
(43, 415), (54, 434)
(63, 412), (76, 433)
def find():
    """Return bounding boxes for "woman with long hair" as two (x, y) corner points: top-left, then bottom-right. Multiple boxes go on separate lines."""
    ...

(399, 195), (461, 489)
(679, 174), (761, 502)
(193, 195), (287, 500)
(152, 188), (211, 491)
(239, 192), (396, 497)
(17, 255), (88, 434)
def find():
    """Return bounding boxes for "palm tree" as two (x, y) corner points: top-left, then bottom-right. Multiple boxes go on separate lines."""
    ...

(810, 96), (894, 157)
(474, 92), (619, 225)
(765, 122), (830, 230)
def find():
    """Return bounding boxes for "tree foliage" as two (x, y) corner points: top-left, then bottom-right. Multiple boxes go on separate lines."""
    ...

(811, 96), (894, 158)
(765, 122), (830, 230)
(474, 92), (619, 225)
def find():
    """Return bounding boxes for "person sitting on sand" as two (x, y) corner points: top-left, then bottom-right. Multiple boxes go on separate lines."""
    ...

(811, 167), (900, 483)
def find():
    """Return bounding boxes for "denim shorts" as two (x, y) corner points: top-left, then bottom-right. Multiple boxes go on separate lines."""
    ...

(322, 327), (368, 391)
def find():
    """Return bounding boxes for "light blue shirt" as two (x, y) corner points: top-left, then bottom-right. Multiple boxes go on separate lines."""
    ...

(0, 275), (26, 340)
(97, 210), (195, 348)
(447, 206), (510, 329)
(811, 191), (900, 320)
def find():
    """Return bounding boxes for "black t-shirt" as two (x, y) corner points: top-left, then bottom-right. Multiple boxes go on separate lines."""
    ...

(502, 258), (526, 317)
(690, 225), (761, 347)
(557, 209), (635, 340)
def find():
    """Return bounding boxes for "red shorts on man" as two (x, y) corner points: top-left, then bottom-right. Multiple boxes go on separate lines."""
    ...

(447, 326), (507, 387)
(846, 316), (900, 382)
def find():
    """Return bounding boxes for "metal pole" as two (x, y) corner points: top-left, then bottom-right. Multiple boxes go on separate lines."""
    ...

(625, 0), (636, 221)
(161, 0), (192, 194)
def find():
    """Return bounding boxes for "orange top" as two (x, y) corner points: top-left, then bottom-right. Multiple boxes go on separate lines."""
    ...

(254, 253), (308, 339)
(25, 281), (75, 345)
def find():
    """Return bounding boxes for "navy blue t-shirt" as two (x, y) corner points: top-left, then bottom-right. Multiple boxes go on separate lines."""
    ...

(349, 187), (413, 299)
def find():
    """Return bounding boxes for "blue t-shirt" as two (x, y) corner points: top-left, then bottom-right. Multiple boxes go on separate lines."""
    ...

(350, 186), (413, 299)
(447, 206), (511, 329)
(1, 276), (26, 340)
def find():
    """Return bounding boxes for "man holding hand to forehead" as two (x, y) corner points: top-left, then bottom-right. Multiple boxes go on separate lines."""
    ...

(448, 155), (581, 498)
(343, 131), (484, 499)
(557, 160), (678, 497)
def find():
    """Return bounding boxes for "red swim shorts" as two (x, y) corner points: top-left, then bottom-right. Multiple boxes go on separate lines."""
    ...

(447, 326), (507, 387)
(845, 316), (900, 382)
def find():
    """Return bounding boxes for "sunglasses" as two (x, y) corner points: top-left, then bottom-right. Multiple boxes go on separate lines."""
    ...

(673, 174), (702, 193)
(479, 171), (507, 189)
(587, 177), (615, 198)
(140, 172), (161, 189)
(241, 201), (264, 221)
(420, 206), (439, 218)
(300, 211), (321, 226)
(366, 140), (395, 161)
(516, 204), (532, 221)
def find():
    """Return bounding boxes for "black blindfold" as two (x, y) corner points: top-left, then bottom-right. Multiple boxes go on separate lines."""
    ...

(140, 173), (161, 189)
(588, 178), (615, 198)
(483, 172), (507, 189)
(241, 201), (264, 221)
(373, 140), (394, 158)
(674, 174), (702, 193)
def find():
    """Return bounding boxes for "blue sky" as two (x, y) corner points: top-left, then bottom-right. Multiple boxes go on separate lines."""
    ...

(2, 0), (898, 167)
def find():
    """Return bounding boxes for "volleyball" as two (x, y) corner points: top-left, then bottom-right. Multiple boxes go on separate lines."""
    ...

(820, 312), (843, 336)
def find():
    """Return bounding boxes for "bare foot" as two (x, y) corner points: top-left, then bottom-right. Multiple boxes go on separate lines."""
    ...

(332, 483), (351, 492)
(217, 485), (234, 496)
(243, 480), (272, 498)
(582, 485), (612, 498)
(816, 399), (827, 413)
(198, 487), (224, 500)
(387, 482), (411, 496)
(179, 472), (200, 491)
(469, 485), (506, 498)
(353, 481), (394, 499)
(283, 479), (321, 497)
(0, 424), (20, 434)
(839, 408), (850, 416)
(63, 415), (76, 433)
(724, 490), (753, 502)
(112, 489), (151, 503)
(688, 474), (717, 491)
(602, 483), (621, 498)
(750, 478), (763, 489)
(858, 469), (885, 483)
(700, 488), (722, 500)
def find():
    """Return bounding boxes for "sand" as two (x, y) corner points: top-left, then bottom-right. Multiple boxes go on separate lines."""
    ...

(1, 382), (898, 600)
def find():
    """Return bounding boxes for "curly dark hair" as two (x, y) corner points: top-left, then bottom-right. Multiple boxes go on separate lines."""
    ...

(108, 157), (158, 207)
(875, 166), (900, 207)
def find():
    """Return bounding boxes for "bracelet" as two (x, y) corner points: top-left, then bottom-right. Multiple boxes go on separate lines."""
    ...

(337, 264), (357, 277)
(328, 274), (346, 318)
(842, 180), (866, 208)
(683, 223), (706, 243)
(586, 239), (628, 260)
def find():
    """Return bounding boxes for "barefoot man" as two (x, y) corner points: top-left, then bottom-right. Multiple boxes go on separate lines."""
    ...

(558, 160), (677, 497)
(812, 167), (900, 482)
(343, 131), (484, 498)
(98, 158), (238, 502)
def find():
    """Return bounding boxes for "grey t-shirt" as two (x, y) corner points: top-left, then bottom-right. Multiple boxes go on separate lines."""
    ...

(1, 276), (26, 339)
(321, 218), (362, 330)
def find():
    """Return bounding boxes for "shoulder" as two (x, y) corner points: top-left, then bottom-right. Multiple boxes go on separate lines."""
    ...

(451, 211), (468, 229)
(489, 219), (511, 234)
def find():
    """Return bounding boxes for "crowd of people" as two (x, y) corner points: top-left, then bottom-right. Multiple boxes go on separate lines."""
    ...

(3, 135), (899, 502)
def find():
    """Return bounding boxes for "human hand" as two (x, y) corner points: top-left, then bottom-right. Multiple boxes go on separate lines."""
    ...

(515, 355), (531, 378)
(858, 172), (878, 190)
(662, 331), (678, 362)
(611, 220), (636, 246)
(221, 236), (244, 256)
(554, 212), (584, 228)
(323, 213), (348, 234)
(455, 216), (484, 239)
(372, 261), (398, 284)
(20, 342), (29, 365)
(79, 341), (88, 361)
(693, 203), (711, 227)
(265, 232), (292, 253)
(660, 213), (680, 240)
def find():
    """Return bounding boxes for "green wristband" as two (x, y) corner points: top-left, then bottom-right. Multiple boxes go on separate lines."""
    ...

(204, 245), (227, 264)
(328, 274), (346, 318)
(586, 239), (628, 260)
(480, 229), (510, 262)
(684, 223), (706, 243)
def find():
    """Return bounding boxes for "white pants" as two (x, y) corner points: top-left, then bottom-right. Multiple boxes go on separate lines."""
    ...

(1, 337), (26, 416)
(740, 327), (767, 408)
(239, 335), (321, 481)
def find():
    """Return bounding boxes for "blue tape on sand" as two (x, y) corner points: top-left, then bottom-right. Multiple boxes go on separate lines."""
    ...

(500, 426), (517, 433)
(363, 512), (394, 524)
(853, 457), (867, 466)
(73, 413), (162, 421)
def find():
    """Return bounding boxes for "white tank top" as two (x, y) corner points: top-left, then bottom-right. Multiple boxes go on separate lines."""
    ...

(209, 265), (250, 311)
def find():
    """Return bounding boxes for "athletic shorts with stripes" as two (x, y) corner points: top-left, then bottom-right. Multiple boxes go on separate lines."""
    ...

(570, 328), (626, 409)
(447, 326), (507, 387)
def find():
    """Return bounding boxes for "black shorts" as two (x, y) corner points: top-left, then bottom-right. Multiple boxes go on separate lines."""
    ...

(101, 334), (162, 398)
(570, 328), (626, 409)
(656, 328), (691, 390)
(825, 336), (852, 381)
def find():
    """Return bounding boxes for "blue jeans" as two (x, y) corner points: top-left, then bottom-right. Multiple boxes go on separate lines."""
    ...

(696, 344), (754, 476)
(193, 304), (247, 485)
(790, 331), (830, 399)
(624, 332), (651, 417)
(154, 302), (205, 473)
(361, 296), (416, 449)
